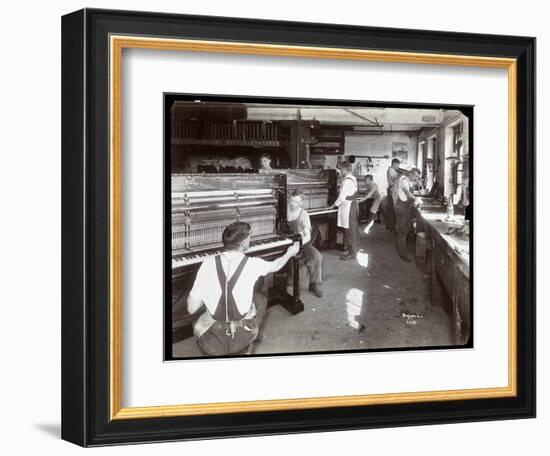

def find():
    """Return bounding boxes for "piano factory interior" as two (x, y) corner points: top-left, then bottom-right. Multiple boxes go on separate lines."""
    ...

(169, 98), (471, 358)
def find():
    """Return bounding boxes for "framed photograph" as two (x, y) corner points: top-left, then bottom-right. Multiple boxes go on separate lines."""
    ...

(62, 8), (535, 446)
(165, 94), (475, 361)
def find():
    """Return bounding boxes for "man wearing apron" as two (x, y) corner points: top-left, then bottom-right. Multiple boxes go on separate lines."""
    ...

(187, 221), (299, 355)
(285, 190), (323, 298)
(331, 161), (360, 261)
(395, 168), (422, 262)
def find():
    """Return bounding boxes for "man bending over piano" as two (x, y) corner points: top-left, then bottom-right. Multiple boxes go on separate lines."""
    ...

(187, 221), (300, 356)
(358, 174), (383, 229)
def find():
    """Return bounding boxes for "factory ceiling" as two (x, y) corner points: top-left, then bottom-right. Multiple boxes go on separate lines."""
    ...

(171, 100), (461, 132)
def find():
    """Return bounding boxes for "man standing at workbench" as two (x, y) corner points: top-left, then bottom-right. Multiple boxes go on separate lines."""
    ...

(385, 158), (402, 231)
(330, 161), (360, 261)
(395, 168), (422, 262)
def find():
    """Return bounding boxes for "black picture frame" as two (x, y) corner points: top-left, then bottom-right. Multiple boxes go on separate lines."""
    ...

(62, 8), (535, 447)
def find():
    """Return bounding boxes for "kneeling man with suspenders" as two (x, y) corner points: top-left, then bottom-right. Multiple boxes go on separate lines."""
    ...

(187, 221), (300, 355)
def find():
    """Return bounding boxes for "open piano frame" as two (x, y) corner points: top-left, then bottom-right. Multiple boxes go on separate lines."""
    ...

(169, 173), (304, 345)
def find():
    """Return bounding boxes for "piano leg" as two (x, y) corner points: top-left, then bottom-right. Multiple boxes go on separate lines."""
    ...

(290, 257), (305, 313)
(268, 257), (304, 315)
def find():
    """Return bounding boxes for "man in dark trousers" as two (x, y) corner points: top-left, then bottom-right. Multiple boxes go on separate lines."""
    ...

(394, 168), (422, 262)
(286, 190), (324, 297)
(385, 158), (401, 231)
(330, 161), (360, 261)
(187, 221), (299, 355)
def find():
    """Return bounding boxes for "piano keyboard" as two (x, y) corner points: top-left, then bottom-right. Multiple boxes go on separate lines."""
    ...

(172, 237), (293, 269)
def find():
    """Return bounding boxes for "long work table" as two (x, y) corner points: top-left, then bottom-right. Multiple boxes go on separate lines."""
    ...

(417, 205), (471, 346)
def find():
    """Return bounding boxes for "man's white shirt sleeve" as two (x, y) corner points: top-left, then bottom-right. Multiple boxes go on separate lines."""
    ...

(189, 260), (209, 302)
(249, 257), (273, 278)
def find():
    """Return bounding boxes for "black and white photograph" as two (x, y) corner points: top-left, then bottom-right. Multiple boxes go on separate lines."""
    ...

(166, 95), (473, 359)
(1, 0), (543, 451)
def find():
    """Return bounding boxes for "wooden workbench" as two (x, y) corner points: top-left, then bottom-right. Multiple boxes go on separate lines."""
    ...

(418, 208), (471, 345)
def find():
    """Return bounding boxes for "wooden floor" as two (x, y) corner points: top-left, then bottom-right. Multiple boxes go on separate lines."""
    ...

(172, 223), (453, 358)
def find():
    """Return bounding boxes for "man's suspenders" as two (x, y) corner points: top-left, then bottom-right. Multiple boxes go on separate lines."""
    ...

(213, 255), (249, 322)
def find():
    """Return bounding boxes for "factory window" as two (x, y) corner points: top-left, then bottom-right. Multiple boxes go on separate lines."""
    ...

(424, 135), (436, 192)
(451, 122), (465, 201)
(417, 141), (424, 182)
(453, 122), (464, 159)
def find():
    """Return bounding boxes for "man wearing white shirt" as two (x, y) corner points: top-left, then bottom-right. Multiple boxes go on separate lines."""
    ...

(187, 221), (299, 355)
(330, 161), (360, 261)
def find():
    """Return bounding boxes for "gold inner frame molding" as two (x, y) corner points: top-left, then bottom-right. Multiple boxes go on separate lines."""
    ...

(109, 35), (518, 420)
